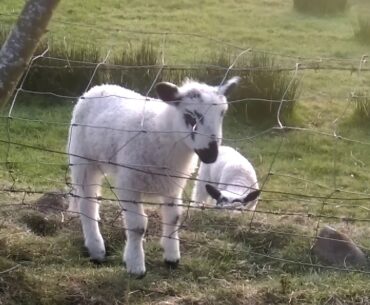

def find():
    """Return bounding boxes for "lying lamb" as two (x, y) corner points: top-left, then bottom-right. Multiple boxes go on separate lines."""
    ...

(192, 146), (260, 210)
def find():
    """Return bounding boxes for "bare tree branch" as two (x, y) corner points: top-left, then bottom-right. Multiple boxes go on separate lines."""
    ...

(0, 0), (60, 108)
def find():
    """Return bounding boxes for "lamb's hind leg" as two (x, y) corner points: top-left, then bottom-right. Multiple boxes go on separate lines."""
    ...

(118, 190), (147, 277)
(160, 197), (183, 267)
(71, 163), (105, 262)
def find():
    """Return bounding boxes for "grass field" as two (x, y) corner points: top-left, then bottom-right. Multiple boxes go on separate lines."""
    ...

(1, 0), (370, 62)
(1, 0), (370, 304)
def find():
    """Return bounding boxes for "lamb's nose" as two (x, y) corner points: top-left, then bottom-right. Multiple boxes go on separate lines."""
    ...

(194, 141), (218, 164)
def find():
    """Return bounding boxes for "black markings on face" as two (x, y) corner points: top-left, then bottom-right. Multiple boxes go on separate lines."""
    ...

(187, 90), (201, 100)
(193, 110), (204, 124)
(195, 141), (218, 164)
(184, 110), (204, 127)
(184, 113), (196, 128)
(220, 110), (226, 117)
(184, 110), (201, 142)
(216, 196), (228, 206)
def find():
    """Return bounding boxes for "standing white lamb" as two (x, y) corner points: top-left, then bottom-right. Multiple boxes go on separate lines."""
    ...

(192, 146), (260, 210)
(67, 77), (240, 277)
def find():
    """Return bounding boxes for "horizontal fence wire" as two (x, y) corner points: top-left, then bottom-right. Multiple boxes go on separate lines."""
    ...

(12, 54), (370, 73)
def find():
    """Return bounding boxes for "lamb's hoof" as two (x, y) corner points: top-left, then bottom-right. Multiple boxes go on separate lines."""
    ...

(123, 261), (147, 279)
(90, 257), (106, 265)
(129, 271), (147, 279)
(165, 259), (179, 269)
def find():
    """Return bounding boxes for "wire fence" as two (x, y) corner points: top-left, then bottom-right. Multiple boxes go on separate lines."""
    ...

(1, 23), (370, 280)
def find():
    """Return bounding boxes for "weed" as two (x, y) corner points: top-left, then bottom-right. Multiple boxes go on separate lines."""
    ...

(351, 90), (370, 121)
(354, 15), (370, 45)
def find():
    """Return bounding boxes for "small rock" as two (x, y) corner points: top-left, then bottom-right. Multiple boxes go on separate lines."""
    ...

(34, 191), (68, 214)
(312, 225), (367, 267)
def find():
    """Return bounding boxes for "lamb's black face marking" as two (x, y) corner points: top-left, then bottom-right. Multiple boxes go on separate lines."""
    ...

(216, 196), (228, 206)
(184, 112), (196, 128)
(184, 110), (204, 127)
(193, 110), (204, 124)
(187, 90), (201, 100)
(184, 110), (203, 141)
(195, 141), (218, 163)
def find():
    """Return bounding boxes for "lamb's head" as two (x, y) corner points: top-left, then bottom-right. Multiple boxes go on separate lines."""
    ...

(205, 184), (261, 208)
(156, 77), (240, 163)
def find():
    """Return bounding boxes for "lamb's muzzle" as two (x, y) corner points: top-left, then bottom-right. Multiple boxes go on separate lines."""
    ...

(195, 140), (218, 163)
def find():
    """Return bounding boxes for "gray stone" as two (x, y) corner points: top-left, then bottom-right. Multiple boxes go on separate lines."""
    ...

(312, 225), (367, 267)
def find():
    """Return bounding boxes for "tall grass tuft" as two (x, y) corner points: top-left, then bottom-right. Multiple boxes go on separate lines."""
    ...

(163, 52), (300, 126)
(105, 41), (159, 93)
(27, 41), (158, 96)
(351, 91), (370, 120)
(0, 29), (299, 124)
(0, 28), (159, 97)
(26, 41), (102, 96)
(229, 53), (300, 126)
(354, 16), (370, 45)
(293, 0), (348, 16)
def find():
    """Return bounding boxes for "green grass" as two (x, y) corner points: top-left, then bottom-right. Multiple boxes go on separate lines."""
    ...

(0, 98), (71, 191)
(1, 0), (370, 304)
(1, 0), (370, 61)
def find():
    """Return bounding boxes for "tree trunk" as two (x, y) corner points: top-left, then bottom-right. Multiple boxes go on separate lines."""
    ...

(0, 0), (60, 108)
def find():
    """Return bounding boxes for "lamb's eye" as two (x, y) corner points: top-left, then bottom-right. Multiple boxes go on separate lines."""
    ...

(189, 92), (200, 99)
(184, 113), (196, 127)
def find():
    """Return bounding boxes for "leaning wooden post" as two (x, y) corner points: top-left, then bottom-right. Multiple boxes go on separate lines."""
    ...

(0, 0), (60, 108)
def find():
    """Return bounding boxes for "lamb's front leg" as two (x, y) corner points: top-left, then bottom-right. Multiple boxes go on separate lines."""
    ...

(160, 198), (183, 267)
(120, 191), (147, 277)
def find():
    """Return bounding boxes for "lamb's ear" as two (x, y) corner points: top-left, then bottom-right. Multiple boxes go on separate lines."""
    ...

(156, 82), (181, 104)
(205, 184), (221, 200)
(219, 76), (241, 96)
(242, 190), (261, 204)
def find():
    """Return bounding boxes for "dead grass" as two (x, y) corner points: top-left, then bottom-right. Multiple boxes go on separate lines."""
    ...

(2, 194), (370, 304)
